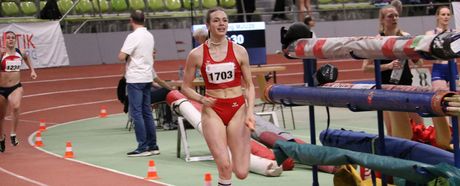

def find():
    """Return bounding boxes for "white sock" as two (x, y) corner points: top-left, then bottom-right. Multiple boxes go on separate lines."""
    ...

(10, 133), (16, 137)
(218, 178), (231, 186)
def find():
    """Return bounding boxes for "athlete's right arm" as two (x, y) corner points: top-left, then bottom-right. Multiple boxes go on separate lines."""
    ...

(181, 48), (204, 103)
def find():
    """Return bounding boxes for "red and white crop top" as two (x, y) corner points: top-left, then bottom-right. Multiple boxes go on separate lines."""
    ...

(1, 49), (22, 72)
(200, 40), (242, 90)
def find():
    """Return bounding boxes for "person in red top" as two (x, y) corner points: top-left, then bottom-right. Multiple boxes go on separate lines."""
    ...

(0, 31), (37, 153)
(181, 7), (255, 186)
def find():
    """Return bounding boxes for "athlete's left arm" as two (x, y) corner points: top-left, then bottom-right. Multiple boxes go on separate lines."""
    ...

(21, 49), (37, 79)
(236, 44), (255, 130)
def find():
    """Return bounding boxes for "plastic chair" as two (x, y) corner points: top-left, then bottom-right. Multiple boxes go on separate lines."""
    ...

(182, 0), (198, 9)
(164, 0), (181, 11)
(220, 0), (235, 8)
(94, 0), (109, 13)
(76, 0), (94, 14)
(111, 0), (128, 12)
(202, 0), (217, 9)
(57, 0), (74, 14)
(1, 2), (21, 16)
(147, 0), (165, 11)
(20, 1), (38, 16)
(128, 0), (145, 10)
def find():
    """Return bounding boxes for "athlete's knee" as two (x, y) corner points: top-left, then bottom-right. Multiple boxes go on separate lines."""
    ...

(11, 107), (20, 113)
(234, 169), (249, 180)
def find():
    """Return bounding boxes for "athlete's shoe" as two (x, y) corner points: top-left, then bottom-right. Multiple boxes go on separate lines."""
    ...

(0, 135), (5, 152)
(10, 135), (18, 146)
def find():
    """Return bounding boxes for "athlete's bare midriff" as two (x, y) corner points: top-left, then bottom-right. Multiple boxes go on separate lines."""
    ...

(0, 72), (20, 87)
(206, 86), (244, 99)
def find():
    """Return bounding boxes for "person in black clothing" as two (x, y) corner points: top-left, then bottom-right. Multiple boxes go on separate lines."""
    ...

(39, 0), (62, 20)
(362, 5), (423, 140)
(272, 0), (289, 21)
(236, 0), (255, 22)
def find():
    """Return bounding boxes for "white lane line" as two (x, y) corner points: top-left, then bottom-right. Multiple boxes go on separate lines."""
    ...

(22, 71), (176, 84)
(0, 167), (48, 186)
(2, 118), (56, 125)
(28, 116), (173, 186)
(22, 75), (121, 84)
(23, 87), (116, 98)
(20, 99), (118, 116)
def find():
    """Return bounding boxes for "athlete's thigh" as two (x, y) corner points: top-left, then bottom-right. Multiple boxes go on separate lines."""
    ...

(226, 106), (250, 163)
(8, 87), (23, 109)
(201, 107), (229, 158)
(389, 111), (412, 139)
(0, 96), (6, 118)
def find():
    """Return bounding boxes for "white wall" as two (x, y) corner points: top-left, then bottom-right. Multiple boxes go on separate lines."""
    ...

(64, 15), (452, 66)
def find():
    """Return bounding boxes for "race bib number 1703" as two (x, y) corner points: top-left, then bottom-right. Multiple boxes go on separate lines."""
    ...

(206, 63), (235, 84)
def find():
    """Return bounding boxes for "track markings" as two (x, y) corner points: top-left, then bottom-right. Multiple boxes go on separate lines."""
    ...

(23, 87), (116, 98)
(20, 99), (118, 116)
(0, 167), (48, 186)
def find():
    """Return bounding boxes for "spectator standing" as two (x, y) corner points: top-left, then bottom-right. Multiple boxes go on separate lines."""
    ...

(272, 0), (289, 21)
(236, 0), (255, 22)
(296, 0), (312, 21)
(362, 5), (422, 140)
(118, 10), (159, 157)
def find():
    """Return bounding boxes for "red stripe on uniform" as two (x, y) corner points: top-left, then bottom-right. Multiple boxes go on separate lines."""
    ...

(295, 40), (308, 57)
(313, 39), (326, 59)
(382, 38), (396, 59)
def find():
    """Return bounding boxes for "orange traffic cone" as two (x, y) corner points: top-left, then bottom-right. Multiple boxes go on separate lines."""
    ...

(144, 160), (159, 180)
(39, 119), (46, 132)
(34, 131), (43, 147)
(204, 172), (212, 186)
(99, 106), (108, 118)
(64, 141), (74, 158)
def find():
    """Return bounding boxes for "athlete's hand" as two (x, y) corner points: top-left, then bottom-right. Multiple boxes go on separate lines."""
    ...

(245, 114), (255, 132)
(30, 71), (37, 80)
(200, 96), (215, 107)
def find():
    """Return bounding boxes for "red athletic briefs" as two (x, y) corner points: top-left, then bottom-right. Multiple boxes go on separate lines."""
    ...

(209, 95), (245, 125)
(411, 120), (452, 148)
